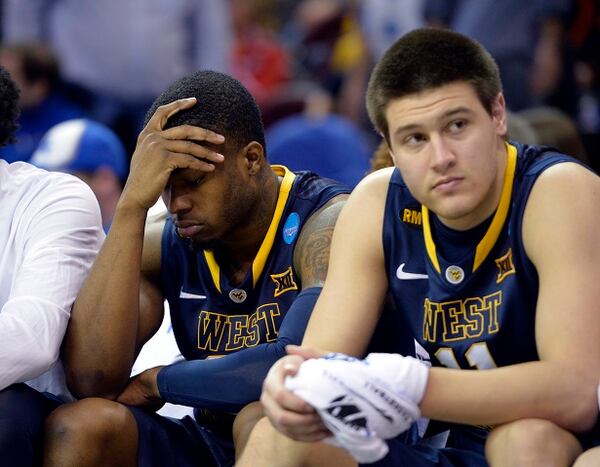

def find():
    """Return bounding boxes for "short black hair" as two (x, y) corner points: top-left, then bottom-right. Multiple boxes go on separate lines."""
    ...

(145, 70), (266, 152)
(366, 28), (502, 142)
(0, 66), (20, 147)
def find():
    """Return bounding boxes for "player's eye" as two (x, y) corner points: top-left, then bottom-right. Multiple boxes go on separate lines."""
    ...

(447, 120), (467, 133)
(404, 133), (427, 147)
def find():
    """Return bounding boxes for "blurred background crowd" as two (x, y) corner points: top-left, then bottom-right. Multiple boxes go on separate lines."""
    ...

(1, 0), (599, 210)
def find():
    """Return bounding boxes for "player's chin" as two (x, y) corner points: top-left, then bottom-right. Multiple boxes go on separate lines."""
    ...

(190, 236), (219, 251)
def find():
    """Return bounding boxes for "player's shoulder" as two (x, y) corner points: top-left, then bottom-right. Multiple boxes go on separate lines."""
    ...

(343, 167), (394, 210)
(527, 160), (599, 209)
(2, 160), (95, 197)
(2, 160), (100, 219)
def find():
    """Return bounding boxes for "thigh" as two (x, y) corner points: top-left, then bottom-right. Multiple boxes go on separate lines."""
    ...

(129, 406), (235, 467)
(0, 384), (62, 467)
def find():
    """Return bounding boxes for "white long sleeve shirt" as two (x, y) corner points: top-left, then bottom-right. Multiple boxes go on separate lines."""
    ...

(0, 160), (104, 398)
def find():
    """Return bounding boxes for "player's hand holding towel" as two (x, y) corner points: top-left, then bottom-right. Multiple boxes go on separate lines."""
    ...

(284, 352), (429, 463)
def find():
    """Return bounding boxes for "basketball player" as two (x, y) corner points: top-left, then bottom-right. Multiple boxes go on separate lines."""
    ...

(238, 28), (600, 467)
(43, 70), (350, 467)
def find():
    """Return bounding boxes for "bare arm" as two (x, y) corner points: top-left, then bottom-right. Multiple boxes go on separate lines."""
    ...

(301, 170), (392, 355)
(293, 194), (349, 289)
(420, 162), (600, 432)
(63, 98), (225, 399)
(260, 170), (393, 437)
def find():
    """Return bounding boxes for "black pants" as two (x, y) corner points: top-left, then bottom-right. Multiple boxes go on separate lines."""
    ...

(0, 384), (62, 467)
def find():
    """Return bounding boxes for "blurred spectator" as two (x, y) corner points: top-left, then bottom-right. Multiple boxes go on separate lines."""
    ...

(0, 43), (87, 163)
(506, 111), (540, 145)
(267, 85), (371, 187)
(30, 119), (127, 231)
(519, 106), (591, 166)
(569, 0), (600, 172)
(425, 0), (575, 113)
(3, 0), (233, 153)
(283, 0), (370, 123)
(359, 0), (426, 61)
(229, 0), (292, 108)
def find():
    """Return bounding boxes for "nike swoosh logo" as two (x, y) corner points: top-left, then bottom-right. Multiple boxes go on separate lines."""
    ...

(179, 288), (207, 299)
(396, 263), (428, 280)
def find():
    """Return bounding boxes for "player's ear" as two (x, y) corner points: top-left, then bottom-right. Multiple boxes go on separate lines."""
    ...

(491, 92), (508, 136)
(241, 141), (265, 176)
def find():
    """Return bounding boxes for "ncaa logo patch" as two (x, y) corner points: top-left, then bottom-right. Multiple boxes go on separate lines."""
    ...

(283, 212), (300, 244)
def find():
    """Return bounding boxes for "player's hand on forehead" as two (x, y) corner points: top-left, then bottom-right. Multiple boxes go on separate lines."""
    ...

(124, 98), (226, 211)
(145, 97), (226, 166)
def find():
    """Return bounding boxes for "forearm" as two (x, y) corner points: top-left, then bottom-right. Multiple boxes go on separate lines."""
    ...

(158, 343), (288, 412)
(64, 200), (148, 397)
(421, 361), (598, 432)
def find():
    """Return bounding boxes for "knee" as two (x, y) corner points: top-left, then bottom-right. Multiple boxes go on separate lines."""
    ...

(573, 447), (600, 467)
(45, 397), (133, 448)
(486, 419), (582, 467)
(233, 401), (264, 449)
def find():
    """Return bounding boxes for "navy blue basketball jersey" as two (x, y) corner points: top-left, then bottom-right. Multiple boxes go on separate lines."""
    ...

(159, 166), (349, 361)
(383, 143), (583, 370)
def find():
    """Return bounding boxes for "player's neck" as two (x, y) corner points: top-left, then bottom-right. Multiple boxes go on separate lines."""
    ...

(214, 170), (280, 279)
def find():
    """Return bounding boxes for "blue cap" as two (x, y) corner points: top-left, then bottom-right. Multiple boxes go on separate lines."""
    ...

(31, 119), (128, 180)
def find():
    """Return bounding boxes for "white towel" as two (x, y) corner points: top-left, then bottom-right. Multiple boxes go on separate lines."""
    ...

(285, 352), (429, 463)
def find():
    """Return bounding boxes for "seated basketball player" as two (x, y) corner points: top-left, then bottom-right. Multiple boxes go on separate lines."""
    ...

(42, 70), (350, 467)
(237, 28), (600, 467)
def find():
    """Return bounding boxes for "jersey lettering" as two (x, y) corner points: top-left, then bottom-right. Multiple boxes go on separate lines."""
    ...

(423, 291), (502, 343)
(197, 304), (281, 353)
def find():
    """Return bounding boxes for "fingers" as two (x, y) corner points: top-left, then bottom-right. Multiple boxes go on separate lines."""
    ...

(165, 152), (220, 173)
(259, 355), (330, 442)
(162, 139), (224, 165)
(261, 390), (329, 442)
(146, 97), (198, 132)
(162, 124), (225, 146)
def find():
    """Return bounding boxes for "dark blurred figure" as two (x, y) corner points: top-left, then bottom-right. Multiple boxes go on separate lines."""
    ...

(519, 106), (590, 166)
(3, 0), (233, 155)
(0, 43), (86, 163)
(570, 0), (600, 173)
(425, 0), (576, 114)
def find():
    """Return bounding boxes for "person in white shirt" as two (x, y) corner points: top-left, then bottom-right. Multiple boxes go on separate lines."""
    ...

(0, 66), (104, 466)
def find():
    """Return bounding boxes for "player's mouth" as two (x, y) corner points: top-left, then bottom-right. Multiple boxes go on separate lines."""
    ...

(175, 221), (204, 239)
(432, 176), (463, 193)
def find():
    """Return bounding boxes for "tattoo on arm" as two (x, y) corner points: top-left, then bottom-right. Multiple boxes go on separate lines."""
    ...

(294, 197), (347, 288)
